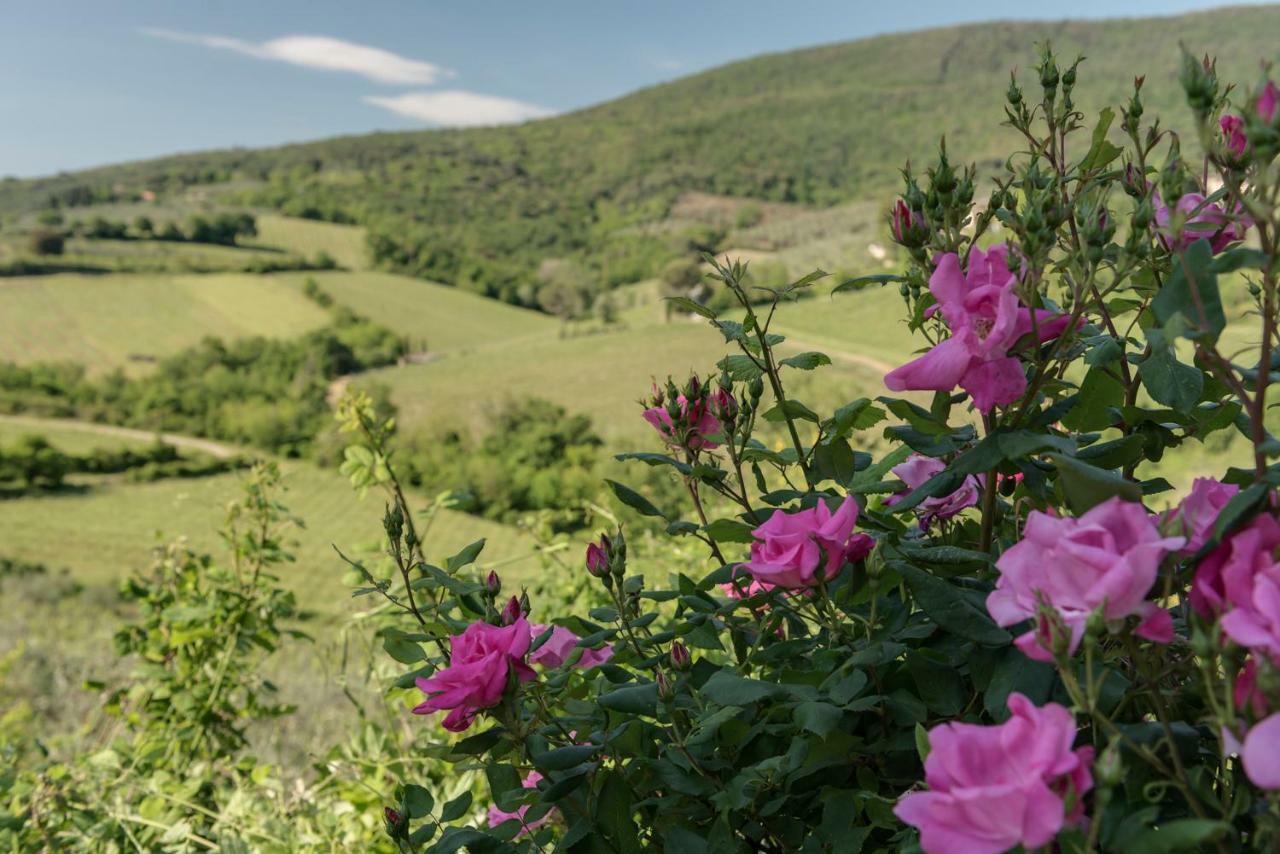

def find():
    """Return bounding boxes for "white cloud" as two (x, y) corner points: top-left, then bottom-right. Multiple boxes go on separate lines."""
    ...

(653, 58), (685, 72)
(363, 90), (553, 127)
(140, 28), (450, 85)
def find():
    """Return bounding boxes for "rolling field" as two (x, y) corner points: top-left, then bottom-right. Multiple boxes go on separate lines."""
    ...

(0, 454), (539, 608)
(253, 214), (369, 270)
(0, 272), (331, 374)
(359, 309), (897, 445)
(278, 270), (559, 353)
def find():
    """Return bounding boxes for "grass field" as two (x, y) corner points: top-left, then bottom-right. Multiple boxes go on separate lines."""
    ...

(253, 214), (369, 270)
(359, 305), (896, 446)
(0, 272), (331, 374)
(0, 454), (539, 608)
(276, 270), (559, 353)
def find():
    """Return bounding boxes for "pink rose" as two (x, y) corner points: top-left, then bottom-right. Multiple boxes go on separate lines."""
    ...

(743, 496), (873, 589)
(1190, 513), (1280, 625)
(1243, 713), (1280, 790)
(487, 771), (552, 833)
(1207, 519), (1280, 663)
(641, 382), (730, 451)
(413, 616), (536, 732)
(987, 497), (1184, 662)
(895, 692), (1094, 854)
(1220, 114), (1248, 156)
(1163, 477), (1239, 556)
(1154, 192), (1250, 254)
(884, 245), (1076, 412)
(530, 624), (613, 669)
(1259, 80), (1278, 124)
(885, 454), (981, 526)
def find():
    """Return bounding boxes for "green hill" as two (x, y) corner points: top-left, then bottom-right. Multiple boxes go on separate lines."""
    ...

(3, 6), (1278, 306)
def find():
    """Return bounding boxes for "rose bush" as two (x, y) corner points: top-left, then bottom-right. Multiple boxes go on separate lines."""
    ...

(324, 45), (1280, 853)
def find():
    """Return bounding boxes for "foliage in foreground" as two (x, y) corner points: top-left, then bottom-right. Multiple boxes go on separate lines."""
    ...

(338, 49), (1280, 852)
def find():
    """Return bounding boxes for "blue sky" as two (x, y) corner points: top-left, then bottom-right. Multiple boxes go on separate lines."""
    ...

(1, 0), (1269, 177)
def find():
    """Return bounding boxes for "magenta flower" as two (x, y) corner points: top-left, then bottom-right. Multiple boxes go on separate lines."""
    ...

(487, 771), (552, 834)
(743, 496), (874, 589)
(1154, 192), (1250, 254)
(1163, 477), (1240, 556)
(1195, 514), (1280, 663)
(884, 245), (1075, 412)
(413, 616), (537, 732)
(885, 454), (981, 526)
(895, 692), (1094, 854)
(1221, 114), (1248, 156)
(1244, 714), (1280, 790)
(1190, 513), (1280, 623)
(987, 497), (1184, 662)
(1259, 80), (1278, 124)
(585, 535), (611, 577)
(530, 624), (613, 669)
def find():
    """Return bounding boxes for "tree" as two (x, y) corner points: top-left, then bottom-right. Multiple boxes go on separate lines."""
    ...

(27, 229), (64, 256)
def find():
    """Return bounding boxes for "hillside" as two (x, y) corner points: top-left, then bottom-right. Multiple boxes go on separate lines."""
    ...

(3, 6), (1278, 307)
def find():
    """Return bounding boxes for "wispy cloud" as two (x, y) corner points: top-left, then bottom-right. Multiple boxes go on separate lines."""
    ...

(363, 90), (553, 127)
(653, 58), (685, 72)
(139, 28), (450, 85)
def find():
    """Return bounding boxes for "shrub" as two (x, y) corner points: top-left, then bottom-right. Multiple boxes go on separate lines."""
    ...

(27, 228), (64, 256)
(337, 48), (1280, 852)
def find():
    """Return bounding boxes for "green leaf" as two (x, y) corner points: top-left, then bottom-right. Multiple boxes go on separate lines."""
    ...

(1151, 239), (1224, 342)
(382, 636), (426, 664)
(914, 723), (931, 763)
(704, 518), (755, 544)
(598, 683), (659, 715)
(403, 784), (434, 819)
(832, 273), (904, 294)
(1138, 336), (1204, 410)
(795, 701), (843, 737)
(894, 562), (1010, 647)
(1079, 107), (1123, 170)
(442, 793), (478, 824)
(1049, 454), (1142, 514)
(665, 296), (717, 319)
(1061, 368), (1124, 432)
(532, 744), (599, 771)
(1118, 819), (1231, 854)
(700, 671), (783, 706)
(718, 353), (765, 381)
(780, 351), (831, 370)
(445, 539), (485, 572)
(829, 398), (887, 435)
(597, 771), (641, 854)
(762, 399), (820, 423)
(605, 479), (667, 520)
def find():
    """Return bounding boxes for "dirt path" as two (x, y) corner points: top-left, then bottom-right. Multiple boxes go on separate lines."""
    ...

(0, 414), (241, 460)
(776, 335), (896, 376)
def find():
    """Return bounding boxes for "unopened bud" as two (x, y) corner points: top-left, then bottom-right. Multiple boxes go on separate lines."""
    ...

(384, 807), (405, 834)
(656, 670), (674, 701)
(586, 536), (610, 577)
(670, 642), (692, 671)
(486, 570), (502, 597)
(500, 596), (521, 626)
(1096, 742), (1124, 788)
